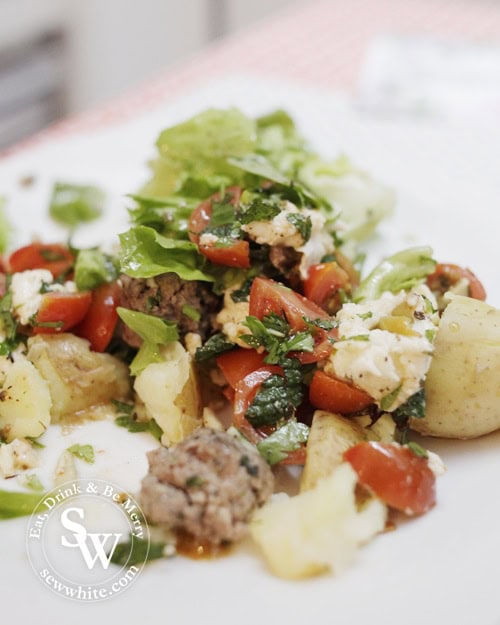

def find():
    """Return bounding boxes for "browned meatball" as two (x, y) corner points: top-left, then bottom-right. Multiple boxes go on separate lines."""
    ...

(140, 428), (274, 545)
(119, 273), (221, 347)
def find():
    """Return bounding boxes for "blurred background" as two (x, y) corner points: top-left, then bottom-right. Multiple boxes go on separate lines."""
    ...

(1, 0), (499, 151)
(0, 0), (299, 149)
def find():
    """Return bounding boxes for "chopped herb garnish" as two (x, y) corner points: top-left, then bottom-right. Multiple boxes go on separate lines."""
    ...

(109, 533), (168, 566)
(285, 212), (312, 242)
(67, 444), (95, 464)
(113, 400), (163, 440)
(19, 473), (44, 492)
(194, 333), (235, 362)
(380, 386), (402, 412)
(245, 359), (303, 427)
(185, 475), (205, 488)
(256, 420), (309, 465)
(407, 441), (428, 459)
(240, 198), (280, 224)
(242, 314), (313, 364)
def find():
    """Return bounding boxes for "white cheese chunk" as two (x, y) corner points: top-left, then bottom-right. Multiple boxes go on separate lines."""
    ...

(10, 270), (77, 325)
(326, 286), (438, 410)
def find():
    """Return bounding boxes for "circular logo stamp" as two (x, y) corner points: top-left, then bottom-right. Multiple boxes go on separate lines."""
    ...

(26, 478), (150, 602)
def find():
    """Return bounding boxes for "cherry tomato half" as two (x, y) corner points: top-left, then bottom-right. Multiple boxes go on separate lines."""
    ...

(9, 243), (74, 279)
(33, 291), (92, 334)
(216, 348), (266, 389)
(343, 441), (436, 516)
(303, 261), (351, 313)
(426, 263), (486, 301)
(188, 186), (249, 269)
(309, 370), (374, 414)
(74, 281), (121, 351)
(249, 277), (337, 363)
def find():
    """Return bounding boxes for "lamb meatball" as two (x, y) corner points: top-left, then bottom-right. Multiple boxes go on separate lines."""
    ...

(119, 273), (221, 347)
(140, 428), (274, 545)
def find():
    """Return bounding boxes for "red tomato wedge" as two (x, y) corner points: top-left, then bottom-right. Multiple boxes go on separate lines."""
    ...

(249, 277), (336, 363)
(9, 243), (75, 279)
(216, 348), (266, 389)
(426, 263), (486, 301)
(309, 370), (373, 414)
(188, 186), (249, 269)
(33, 291), (92, 334)
(303, 261), (351, 310)
(74, 281), (121, 351)
(344, 441), (436, 516)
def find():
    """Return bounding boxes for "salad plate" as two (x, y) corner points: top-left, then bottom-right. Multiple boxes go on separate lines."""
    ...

(1, 75), (499, 625)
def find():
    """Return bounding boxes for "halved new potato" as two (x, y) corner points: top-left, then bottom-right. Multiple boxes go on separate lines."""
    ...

(413, 294), (500, 438)
(0, 357), (52, 441)
(134, 341), (202, 446)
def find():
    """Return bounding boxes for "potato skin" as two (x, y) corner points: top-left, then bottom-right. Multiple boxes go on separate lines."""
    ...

(27, 333), (131, 420)
(412, 295), (500, 439)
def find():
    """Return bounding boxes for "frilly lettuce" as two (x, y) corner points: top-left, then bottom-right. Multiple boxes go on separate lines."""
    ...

(132, 108), (394, 254)
(354, 246), (437, 302)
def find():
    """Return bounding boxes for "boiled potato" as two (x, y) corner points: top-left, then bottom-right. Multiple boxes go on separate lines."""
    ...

(251, 463), (386, 579)
(27, 334), (131, 420)
(412, 294), (500, 438)
(0, 357), (52, 441)
(134, 341), (202, 446)
(301, 411), (395, 492)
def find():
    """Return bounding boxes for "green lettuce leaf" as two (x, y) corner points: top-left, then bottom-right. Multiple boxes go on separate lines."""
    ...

(49, 182), (105, 227)
(118, 225), (214, 281)
(354, 246), (436, 302)
(74, 248), (119, 290)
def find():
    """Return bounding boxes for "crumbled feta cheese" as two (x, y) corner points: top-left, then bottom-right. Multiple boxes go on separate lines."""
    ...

(10, 269), (77, 325)
(198, 232), (220, 247)
(0, 438), (37, 478)
(326, 286), (438, 410)
(242, 201), (335, 278)
(10, 269), (53, 325)
(216, 290), (251, 347)
(297, 210), (335, 278)
(184, 332), (202, 357)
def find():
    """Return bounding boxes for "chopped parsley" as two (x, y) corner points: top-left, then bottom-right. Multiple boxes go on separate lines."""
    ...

(113, 400), (163, 440)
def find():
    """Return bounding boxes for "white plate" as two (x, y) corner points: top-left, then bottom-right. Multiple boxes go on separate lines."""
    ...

(1, 76), (500, 625)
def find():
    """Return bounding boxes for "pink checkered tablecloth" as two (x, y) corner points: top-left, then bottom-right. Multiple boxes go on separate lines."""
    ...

(3, 0), (500, 156)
